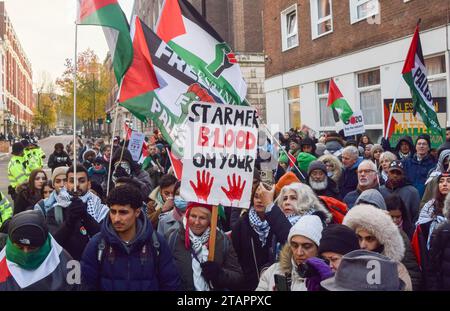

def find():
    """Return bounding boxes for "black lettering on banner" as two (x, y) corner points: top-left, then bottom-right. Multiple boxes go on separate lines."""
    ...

(189, 102), (202, 122)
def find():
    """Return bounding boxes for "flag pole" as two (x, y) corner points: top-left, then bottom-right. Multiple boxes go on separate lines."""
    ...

(260, 123), (306, 180)
(73, 22), (78, 191)
(384, 78), (403, 139)
(106, 103), (120, 197)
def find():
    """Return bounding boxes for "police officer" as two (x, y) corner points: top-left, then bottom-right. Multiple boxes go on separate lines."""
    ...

(7, 142), (29, 201)
(0, 191), (12, 232)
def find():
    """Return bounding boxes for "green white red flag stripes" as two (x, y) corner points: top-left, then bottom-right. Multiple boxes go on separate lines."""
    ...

(156, 0), (248, 106)
(401, 25), (441, 131)
(327, 79), (353, 123)
(76, 0), (133, 84)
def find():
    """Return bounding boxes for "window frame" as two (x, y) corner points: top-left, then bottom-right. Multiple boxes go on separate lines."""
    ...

(317, 79), (336, 130)
(281, 4), (299, 52)
(425, 54), (447, 98)
(310, 0), (333, 40)
(349, 0), (379, 25)
(357, 68), (382, 128)
(286, 86), (301, 129)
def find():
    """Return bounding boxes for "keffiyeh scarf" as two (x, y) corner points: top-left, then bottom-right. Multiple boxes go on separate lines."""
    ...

(249, 207), (270, 247)
(416, 199), (447, 250)
(56, 188), (109, 223)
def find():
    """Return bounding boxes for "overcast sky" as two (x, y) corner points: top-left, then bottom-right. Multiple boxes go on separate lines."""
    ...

(4, 0), (135, 88)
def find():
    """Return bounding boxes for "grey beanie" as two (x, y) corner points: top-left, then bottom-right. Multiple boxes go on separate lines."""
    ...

(355, 189), (387, 210)
(308, 160), (328, 176)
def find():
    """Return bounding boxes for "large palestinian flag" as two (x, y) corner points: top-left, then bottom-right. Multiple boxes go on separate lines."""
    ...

(118, 14), (247, 156)
(402, 25), (440, 131)
(156, 0), (248, 106)
(77, 0), (133, 84)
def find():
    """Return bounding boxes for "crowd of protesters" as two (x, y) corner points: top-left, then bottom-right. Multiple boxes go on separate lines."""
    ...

(2, 126), (450, 291)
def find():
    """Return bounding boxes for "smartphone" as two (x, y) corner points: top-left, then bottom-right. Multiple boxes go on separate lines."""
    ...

(274, 274), (291, 291)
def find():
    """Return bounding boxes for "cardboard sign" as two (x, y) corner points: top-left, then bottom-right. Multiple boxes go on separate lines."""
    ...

(383, 98), (446, 148)
(343, 110), (366, 137)
(128, 131), (145, 162)
(180, 102), (259, 208)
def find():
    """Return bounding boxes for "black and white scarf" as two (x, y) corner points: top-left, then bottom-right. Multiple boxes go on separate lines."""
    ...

(249, 207), (270, 247)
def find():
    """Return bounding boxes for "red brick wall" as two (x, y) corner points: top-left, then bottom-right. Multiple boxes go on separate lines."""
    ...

(264, 0), (450, 78)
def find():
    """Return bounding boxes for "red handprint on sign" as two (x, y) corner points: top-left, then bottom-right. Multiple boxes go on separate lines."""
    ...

(221, 173), (247, 205)
(190, 170), (215, 202)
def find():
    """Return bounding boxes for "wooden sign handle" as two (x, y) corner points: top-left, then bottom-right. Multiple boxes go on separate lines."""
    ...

(207, 205), (219, 261)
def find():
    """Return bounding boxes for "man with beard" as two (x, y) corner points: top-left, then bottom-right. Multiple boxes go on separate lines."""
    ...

(343, 160), (389, 209)
(380, 160), (421, 223)
(307, 161), (341, 200)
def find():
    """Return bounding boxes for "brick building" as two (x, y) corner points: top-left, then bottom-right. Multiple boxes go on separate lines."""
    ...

(133, 0), (267, 123)
(264, 0), (450, 142)
(0, 2), (33, 136)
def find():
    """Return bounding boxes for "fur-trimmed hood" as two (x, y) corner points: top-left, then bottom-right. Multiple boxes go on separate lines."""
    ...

(343, 204), (405, 262)
(278, 243), (294, 274)
(318, 154), (342, 183)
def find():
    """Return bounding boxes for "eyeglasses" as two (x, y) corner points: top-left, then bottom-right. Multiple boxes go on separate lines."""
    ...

(357, 169), (376, 175)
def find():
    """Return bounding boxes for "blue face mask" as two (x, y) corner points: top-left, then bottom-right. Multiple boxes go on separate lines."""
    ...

(327, 171), (334, 178)
(174, 196), (187, 212)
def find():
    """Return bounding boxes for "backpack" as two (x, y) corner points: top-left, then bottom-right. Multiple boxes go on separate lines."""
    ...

(97, 230), (161, 276)
(318, 196), (348, 224)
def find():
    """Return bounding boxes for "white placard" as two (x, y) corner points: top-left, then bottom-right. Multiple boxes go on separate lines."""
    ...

(180, 102), (259, 208)
(343, 110), (366, 137)
(128, 131), (145, 162)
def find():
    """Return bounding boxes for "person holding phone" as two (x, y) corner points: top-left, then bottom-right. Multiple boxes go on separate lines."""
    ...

(256, 215), (332, 291)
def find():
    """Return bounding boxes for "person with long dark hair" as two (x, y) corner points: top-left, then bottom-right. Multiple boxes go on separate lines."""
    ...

(14, 169), (47, 215)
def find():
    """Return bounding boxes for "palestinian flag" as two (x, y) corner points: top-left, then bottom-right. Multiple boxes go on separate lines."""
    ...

(77, 0), (133, 84)
(327, 79), (353, 123)
(156, 0), (248, 106)
(167, 148), (183, 180)
(0, 236), (73, 290)
(402, 25), (441, 131)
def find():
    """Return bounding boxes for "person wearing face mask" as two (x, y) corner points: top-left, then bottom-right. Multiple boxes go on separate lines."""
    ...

(256, 215), (332, 291)
(147, 174), (178, 230)
(33, 167), (68, 217)
(0, 210), (77, 290)
(107, 147), (153, 198)
(13, 169), (47, 215)
(156, 181), (187, 240)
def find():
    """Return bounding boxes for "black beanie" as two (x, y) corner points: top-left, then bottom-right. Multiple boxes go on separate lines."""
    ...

(318, 224), (360, 256)
(12, 142), (24, 155)
(8, 210), (48, 248)
(307, 160), (327, 176)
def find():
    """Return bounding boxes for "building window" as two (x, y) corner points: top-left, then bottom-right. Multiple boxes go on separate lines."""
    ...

(349, 0), (379, 24)
(317, 80), (335, 127)
(425, 55), (446, 97)
(286, 87), (301, 129)
(310, 0), (333, 39)
(357, 69), (381, 125)
(281, 5), (299, 51)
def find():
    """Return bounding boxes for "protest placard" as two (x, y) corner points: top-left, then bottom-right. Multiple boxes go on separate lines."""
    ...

(128, 131), (145, 162)
(180, 102), (259, 208)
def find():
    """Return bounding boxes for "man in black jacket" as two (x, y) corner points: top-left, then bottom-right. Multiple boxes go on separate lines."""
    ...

(307, 161), (341, 200)
(48, 143), (71, 172)
(48, 165), (108, 260)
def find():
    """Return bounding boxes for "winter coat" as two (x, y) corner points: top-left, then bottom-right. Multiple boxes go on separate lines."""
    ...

(338, 157), (363, 198)
(343, 204), (413, 291)
(157, 209), (182, 240)
(88, 167), (107, 186)
(167, 225), (242, 291)
(318, 154), (343, 185)
(428, 222), (450, 290)
(13, 184), (42, 215)
(48, 190), (108, 260)
(256, 244), (307, 291)
(146, 187), (165, 230)
(380, 182), (421, 223)
(47, 151), (71, 172)
(0, 236), (78, 291)
(400, 230), (422, 291)
(231, 204), (292, 290)
(345, 187), (390, 210)
(81, 211), (181, 291)
(403, 154), (437, 198)
(394, 136), (415, 160)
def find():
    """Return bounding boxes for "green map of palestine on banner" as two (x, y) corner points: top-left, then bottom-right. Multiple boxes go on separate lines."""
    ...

(383, 97), (446, 149)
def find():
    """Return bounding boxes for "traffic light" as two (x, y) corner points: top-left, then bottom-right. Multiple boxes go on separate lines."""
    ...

(106, 113), (112, 124)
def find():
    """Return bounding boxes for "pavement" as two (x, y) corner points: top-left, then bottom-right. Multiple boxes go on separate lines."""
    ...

(0, 135), (74, 203)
